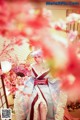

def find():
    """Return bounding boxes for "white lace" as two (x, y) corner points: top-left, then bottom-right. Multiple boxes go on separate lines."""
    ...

(55, 91), (68, 120)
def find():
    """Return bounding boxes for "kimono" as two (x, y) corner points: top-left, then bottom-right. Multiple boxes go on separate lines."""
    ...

(14, 68), (60, 120)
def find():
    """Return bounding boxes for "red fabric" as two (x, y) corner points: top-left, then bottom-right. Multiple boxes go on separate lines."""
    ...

(30, 94), (38, 120)
(34, 79), (48, 86)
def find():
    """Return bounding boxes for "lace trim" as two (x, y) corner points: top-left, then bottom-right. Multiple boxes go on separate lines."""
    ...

(55, 91), (68, 120)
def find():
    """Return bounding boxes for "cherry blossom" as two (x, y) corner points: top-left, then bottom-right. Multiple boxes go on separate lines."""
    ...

(0, 1), (80, 98)
(66, 13), (80, 24)
(67, 30), (78, 42)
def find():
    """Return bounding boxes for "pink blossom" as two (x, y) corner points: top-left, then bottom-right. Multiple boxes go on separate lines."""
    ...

(52, 19), (66, 31)
(66, 13), (80, 23)
(67, 30), (78, 42)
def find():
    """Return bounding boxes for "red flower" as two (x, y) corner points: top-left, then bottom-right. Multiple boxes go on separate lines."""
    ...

(15, 39), (23, 46)
(27, 13), (49, 29)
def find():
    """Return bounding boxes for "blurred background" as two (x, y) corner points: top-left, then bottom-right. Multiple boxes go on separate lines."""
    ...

(0, 0), (80, 120)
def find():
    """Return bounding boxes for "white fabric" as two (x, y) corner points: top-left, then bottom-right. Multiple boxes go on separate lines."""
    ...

(55, 91), (68, 120)
(14, 77), (60, 120)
